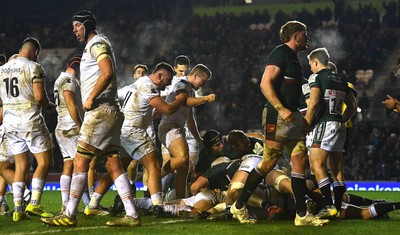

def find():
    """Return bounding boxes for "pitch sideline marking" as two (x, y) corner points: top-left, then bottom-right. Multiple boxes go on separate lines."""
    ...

(9, 219), (189, 235)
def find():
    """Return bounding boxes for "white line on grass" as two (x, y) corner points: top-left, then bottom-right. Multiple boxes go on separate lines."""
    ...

(9, 219), (189, 235)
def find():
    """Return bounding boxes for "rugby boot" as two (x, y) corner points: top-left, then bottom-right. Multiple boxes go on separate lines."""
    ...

(41, 213), (76, 227)
(106, 215), (141, 227)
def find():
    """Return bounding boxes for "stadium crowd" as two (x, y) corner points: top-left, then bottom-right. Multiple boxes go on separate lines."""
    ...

(1, 0), (399, 180)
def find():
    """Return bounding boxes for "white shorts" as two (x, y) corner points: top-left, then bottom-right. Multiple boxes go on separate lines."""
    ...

(305, 130), (313, 150)
(79, 105), (123, 151)
(121, 127), (156, 160)
(146, 123), (156, 143)
(160, 135), (199, 156)
(55, 127), (79, 161)
(158, 122), (185, 149)
(186, 131), (199, 155)
(239, 154), (262, 173)
(191, 189), (227, 206)
(181, 195), (196, 206)
(187, 137), (199, 155)
(311, 121), (346, 152)
(5, 125), (53, 155)
(0, 136), (14, 164)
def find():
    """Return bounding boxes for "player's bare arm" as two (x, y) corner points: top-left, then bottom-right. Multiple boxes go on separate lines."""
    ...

(186, 93), (216, 107)
(33, 81), (55, 112)
(260, 65), (292, 122)
(83, 52), (113, 111)
(149, 92), (187, 115)
(304, 86), (320, 126)
(343, 92), (357, 122)
(190, 175), (208, 195)
(63, 90), (82, 129)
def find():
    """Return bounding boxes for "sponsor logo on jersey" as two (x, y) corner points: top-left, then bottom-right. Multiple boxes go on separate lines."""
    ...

(267, 124), (276, 133)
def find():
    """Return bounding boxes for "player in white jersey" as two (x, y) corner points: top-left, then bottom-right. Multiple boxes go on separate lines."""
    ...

(160, 55), (193, 197)
(158, 64), (215, 199)
(53, 55), (90, 212)
(118, 64), (150, 192)
(0, 37), (55, 221)
(90, 63), (151, 217)
(121, 62), (186, 206)
(42, 10), (140, 227)
(161, 56), (217, 199)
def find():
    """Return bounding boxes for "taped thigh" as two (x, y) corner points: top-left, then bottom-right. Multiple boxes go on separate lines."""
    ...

(99, 145), (121, 159)
(76, 144), (96, 160)
(263, 144), (283, 161)
(284, 140), (306, 157)
(274, 174), (290, 193)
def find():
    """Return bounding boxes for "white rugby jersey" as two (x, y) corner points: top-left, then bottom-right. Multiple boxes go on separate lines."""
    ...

(80, 34), (119, 107)
(0, 57), (46, 131)
(117, 83), (134, 105)
(121, 76), (159, 129)
(54, 71), (82, 130)
(162, 76), (199, 140)
(160, 76), (194, 128)
(160, 75), (179, 97)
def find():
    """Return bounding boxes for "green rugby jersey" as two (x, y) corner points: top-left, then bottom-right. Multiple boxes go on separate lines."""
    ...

(266, 44), (304, 111)
(308, 69), (349, 123)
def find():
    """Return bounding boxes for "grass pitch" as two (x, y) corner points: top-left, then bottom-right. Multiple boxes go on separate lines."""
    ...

(1, 191), (399, 235)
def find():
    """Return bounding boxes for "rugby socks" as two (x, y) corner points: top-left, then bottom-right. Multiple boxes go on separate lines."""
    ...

(88, 192), (103, 209)
(346, 193), (374, 206)
(133, 197), (153, 210)
(151, 192), (163, 205)
(88, 185), (95, 198)
(369, 202), (400, 218)
(318, 177), (333, 207)
(291, 173), (308, 217)
(235, 168), (264, 209)
(66, 172), (87, 218)
(163, 204), (192, 216)
(12, 182), (25, 212)
(30, 178), (45, 205)
(114, 173), (139, 218)
(23, 188), (31, 202)
(261, 200), (271, 211)
(60, 175), (71, 207)
(333, 181), (346, 211)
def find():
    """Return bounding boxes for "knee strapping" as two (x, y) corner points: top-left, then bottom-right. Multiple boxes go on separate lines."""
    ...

(77, 144), (95, 160)
(274, 174), (290, 193)
(100, 146), (120, 158)
(264, 145), (283, 160)
(214, 202), (227, 212)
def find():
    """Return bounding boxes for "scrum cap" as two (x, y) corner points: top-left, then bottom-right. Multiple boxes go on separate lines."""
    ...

(203, 129), (222, 148)
(72, 10), (96, 41)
